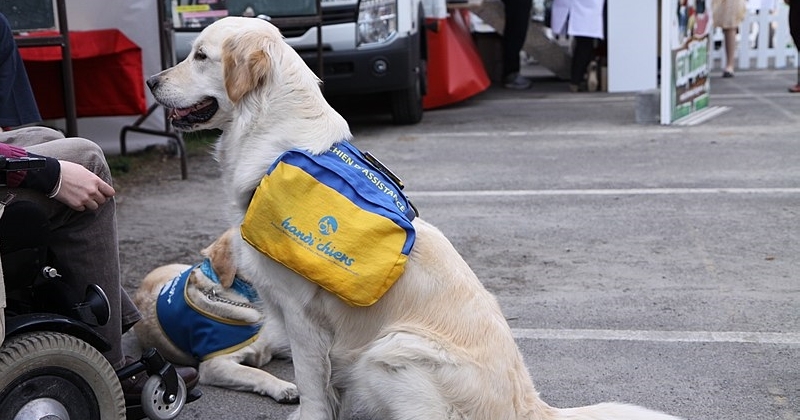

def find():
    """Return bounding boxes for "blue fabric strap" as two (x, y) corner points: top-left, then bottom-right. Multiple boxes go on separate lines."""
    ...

(199, 258), (260, 303)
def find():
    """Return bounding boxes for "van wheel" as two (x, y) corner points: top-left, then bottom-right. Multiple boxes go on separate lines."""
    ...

(0, 331), (126, 420)
(390, 58), (426, 125)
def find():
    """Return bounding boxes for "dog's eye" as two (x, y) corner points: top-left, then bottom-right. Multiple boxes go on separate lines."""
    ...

(194, 50), (208, 61)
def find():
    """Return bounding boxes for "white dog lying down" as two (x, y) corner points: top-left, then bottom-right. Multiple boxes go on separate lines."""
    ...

(133, 228), (298, 403)
(147, 16), (685, 420)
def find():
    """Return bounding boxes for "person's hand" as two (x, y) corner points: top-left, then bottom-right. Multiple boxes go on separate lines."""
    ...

(52, 160), (115, 211)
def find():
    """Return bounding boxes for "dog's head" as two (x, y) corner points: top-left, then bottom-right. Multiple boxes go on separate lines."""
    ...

(187, 227), (262, 324)
(200, 227), (238, 288)
(147, 16), (313, 132)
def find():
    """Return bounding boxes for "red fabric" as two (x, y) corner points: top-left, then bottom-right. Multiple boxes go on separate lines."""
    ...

(423, 10), (490, 110)
(18, 29), (147, 118)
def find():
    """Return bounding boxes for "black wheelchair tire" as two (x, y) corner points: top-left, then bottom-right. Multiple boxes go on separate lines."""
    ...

(0, 331), (126, 420)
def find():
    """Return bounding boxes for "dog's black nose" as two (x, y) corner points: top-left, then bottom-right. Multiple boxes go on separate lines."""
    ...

(146, 76), (159, 92)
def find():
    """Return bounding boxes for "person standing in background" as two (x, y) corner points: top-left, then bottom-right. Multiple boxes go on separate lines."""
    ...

(550, 0), (606, 92)
(713, 0), (747, 77)
(787, 0), (800, 92)
(501, 0), (533, 89)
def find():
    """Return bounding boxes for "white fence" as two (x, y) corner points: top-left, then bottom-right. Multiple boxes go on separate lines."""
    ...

(709, 3), (798, 70)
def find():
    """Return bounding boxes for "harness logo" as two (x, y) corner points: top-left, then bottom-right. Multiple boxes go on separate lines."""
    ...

(318, 216), (338, 236)
(280, 217), (314, 245)
(160, 274), (181, 305)
(277, 216), (355, 267)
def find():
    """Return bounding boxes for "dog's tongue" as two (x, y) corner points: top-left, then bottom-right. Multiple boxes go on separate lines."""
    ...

(173, 107), (193, 118)
(171, 98), (214, 118)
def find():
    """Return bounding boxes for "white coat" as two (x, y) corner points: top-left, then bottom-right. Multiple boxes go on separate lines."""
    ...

(550, 0), (605, 39)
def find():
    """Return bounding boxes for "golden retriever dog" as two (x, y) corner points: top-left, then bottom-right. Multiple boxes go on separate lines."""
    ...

(147, 16), (684, 420)
(133, 228), (298, 403)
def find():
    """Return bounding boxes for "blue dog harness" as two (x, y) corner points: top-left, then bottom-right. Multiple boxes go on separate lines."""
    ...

(156, 259), (262, 361)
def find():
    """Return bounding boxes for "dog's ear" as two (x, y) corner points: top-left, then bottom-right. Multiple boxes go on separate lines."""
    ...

(222, 32), (272, 103)
(201, 228), (237, 288)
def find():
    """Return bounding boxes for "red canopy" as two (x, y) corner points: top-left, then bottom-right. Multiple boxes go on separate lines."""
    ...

(19, 29), (147, 118)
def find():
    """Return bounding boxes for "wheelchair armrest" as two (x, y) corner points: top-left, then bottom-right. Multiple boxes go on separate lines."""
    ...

(1, 156), (46, 187)
(0, 156), (46, 171)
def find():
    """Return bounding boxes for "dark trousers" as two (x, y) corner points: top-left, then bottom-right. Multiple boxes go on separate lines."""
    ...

(790, 1), (800, 51)
(571, 36), (596, 86)
(501, 0), (532, 78)
(791, 0), (800, 82)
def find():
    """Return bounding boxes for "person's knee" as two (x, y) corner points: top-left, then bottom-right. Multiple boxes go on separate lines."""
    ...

(0, 126), (65, 147)
(26, 126), (65, 141)
(59, 137), (113, 183)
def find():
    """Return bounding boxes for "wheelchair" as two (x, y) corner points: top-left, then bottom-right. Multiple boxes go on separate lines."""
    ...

(0, 155), (198, 420)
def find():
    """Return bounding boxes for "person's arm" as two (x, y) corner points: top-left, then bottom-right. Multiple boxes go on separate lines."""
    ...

(0, 142), (60, 194)
(0, 13), (42, 127)
(54, 160), (115, 211)
(1, 143), (113, 211)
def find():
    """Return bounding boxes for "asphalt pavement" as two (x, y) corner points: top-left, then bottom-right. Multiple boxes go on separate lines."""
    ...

(117, 66), (800, 420)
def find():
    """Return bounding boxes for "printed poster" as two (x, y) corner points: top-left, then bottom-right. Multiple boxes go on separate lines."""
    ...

(661, 0), (713, 124)
(169, 0), (318, 29)
(170, 0), (230, 29)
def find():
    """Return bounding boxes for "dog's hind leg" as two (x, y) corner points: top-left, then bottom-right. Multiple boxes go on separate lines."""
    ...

(346, 331), (470, 420)
(199, 356), (299, 403)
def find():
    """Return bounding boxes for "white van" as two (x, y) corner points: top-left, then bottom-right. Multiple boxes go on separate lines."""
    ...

(173, 0), (428, 125)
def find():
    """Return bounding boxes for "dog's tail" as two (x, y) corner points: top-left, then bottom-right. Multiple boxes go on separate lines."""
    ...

(548, 402), (683, 420)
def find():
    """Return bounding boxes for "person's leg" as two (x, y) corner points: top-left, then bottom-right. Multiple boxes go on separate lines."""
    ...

(0, 126), (64, 145)
(501, 0), (532, 76)
(570, 36), (595, 90)
(0, 128), (141, 369)
(501, 0), (532, 89)
(723, 27), (737, 76)
(789, 2), (800, 89)
(790, 3), (800, 49)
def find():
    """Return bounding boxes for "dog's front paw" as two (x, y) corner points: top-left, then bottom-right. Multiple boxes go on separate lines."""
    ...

(268, 382), (299, 404)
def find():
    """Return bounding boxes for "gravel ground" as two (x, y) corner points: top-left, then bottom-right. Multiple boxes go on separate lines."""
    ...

(112, 136), (230, 295)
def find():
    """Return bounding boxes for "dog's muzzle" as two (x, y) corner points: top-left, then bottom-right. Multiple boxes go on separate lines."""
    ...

(146, 75), (219, 130)
(167, 97), (220, 130)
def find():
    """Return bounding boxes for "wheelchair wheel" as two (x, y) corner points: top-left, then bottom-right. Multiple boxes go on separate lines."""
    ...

(140, 373), (187, 420)
(0, 331), (126, 420)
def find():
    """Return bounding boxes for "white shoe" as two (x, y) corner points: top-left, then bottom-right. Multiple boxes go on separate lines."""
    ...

(586, 61), (599, 92)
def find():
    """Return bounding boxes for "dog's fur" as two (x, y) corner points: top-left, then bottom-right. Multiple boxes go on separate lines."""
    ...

(148, 16), (684, 420)
(133, 228), (298, 403)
